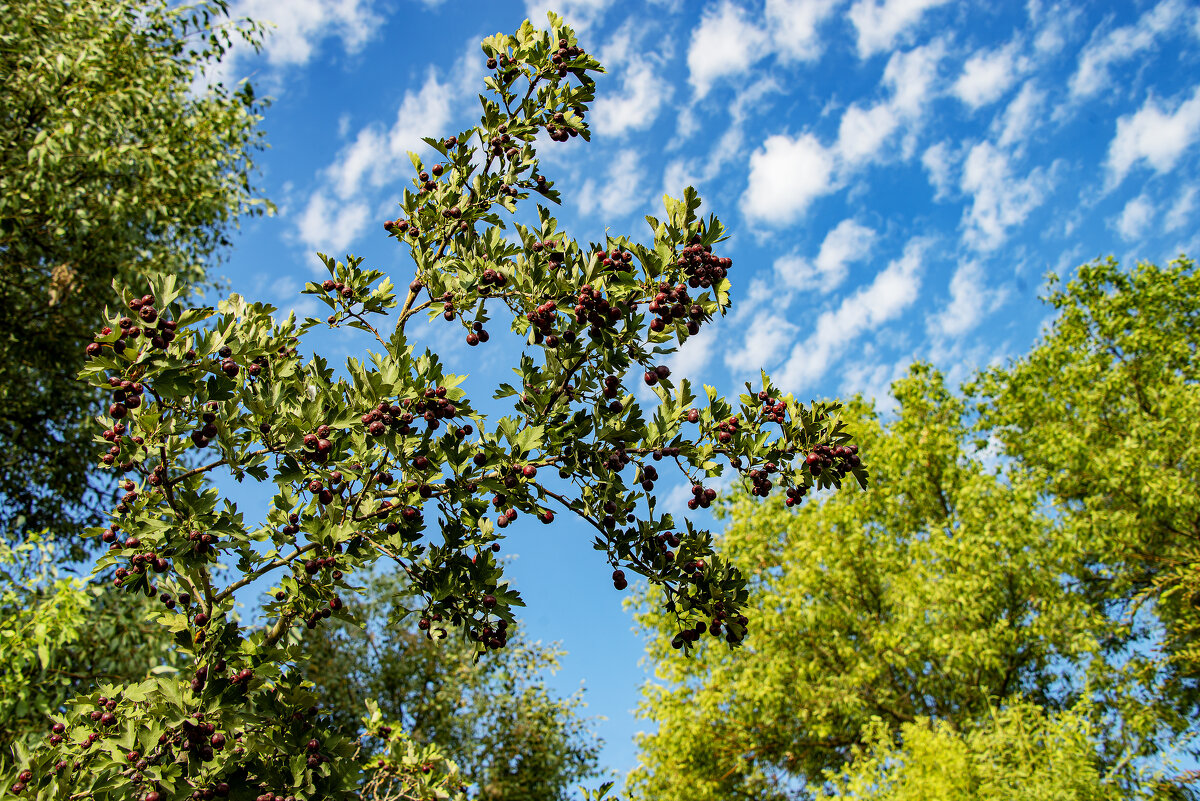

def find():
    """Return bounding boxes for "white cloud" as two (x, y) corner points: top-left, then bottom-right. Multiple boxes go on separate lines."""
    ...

(927, 260), (1007, 339)
(524, 0), (616, 30)
(1027, 0), (1077, 55)
(836, 103), (900, 165)
(765, 0), (841, 63)
(960, 141), (1054, 251)
(741, 133), (837, 226)
(295, 191), (370, 255)
(774, 218), (879, 293)
(687, 1), (769, 98)
(1106, 85), (1200, 187)
(1165, 185), (1197, 231)
(577, 149), (645, 218)
(593, 61), (673, 137)
(232, 0), (382, 67)
(1114, 193), (1155, 241)
(1069, 0), (1188, 99)
(665, 324), (718, 381)
(995, 80), (1046, 149)
(848, 0), (952, 58)
(882, 39), (946, 117)
(777, 239), (927, 391)
(921, 141), (957, 200)
(953, 41), (1024, 110)
(724, 313), (799, 372)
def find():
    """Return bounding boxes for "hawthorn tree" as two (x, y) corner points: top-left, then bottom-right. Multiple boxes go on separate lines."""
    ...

(0, 0), (272, 548)
(3, 14), (867, 801)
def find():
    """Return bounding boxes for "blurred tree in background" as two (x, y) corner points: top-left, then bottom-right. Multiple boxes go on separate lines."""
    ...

(630, 257), (1200, 801)
(302, 570), (601, 801)
(0, 0), (272, 549)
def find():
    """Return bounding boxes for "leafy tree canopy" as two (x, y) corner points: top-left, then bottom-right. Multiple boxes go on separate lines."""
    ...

(0, 0), (272, 547)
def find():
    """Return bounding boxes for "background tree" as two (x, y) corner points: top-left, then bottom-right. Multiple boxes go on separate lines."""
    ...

(813, 702), (1124, 801)
(0, 535), (179, 773)
(302, 570), (601, 801)
(0, 0), (272, 547)
(969, 256), (1200, 697)
(627, 361), (1189, 801)
(3, 14), (866, 800)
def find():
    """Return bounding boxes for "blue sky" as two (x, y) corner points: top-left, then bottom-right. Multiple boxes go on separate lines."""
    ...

(200, 0), (1200, 786)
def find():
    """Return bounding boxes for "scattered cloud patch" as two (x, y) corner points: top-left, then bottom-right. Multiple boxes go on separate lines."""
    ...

(1106, 85), (1200, 187)
(1165, 185), (1197, 231)
(994, 80), (1046, 149)
(724, 312), (800, 373)
(765, 0), (841, 63)
(232, 0), (383, 68)
(742, 133), (837, 226)
(848, 0), (952, 58)
(1114, 193), (1155, 241)
(927, 260), (1007, 339)
(777, 238), (927, 391)
(836, 102), (900, 166)
(525, 0), (616, 30)
(953, 41), (1025, 110)
(295, 191), (370, 255)
(921, 140), (958, 200)
(687, 1), (770, 98)
(774, 218), (878, 292)
(960, 141), (1055, 251)
(1069, 0), (1188, 99)
(882, 38), (946, 118)
(577, 149), (645, 218)
(594, 60), (673, 136)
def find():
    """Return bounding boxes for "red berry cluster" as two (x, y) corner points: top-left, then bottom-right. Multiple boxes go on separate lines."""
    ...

(643, 364), (670, 386)
(595, 247), (634, 273)
(469, 616), (509, 650)
(383, 218), (418, 238)
(531, 239), (566, 269)
(612, 568), (627, 590)
(671, 604), (747, 649)
(637, 464), (659, 492)
(85, 293), (178, 360)
(300, 424), (335, 464)
(677, 235), (732, 289)
(186, 528), (219, 555)
(191, 403), (220, 448)
(754, 390), (788, 424)
(465, 321), (490, 346)
(479, 266), (508, 292)
(648, 282), (705, 335)
(573, 284), (620, 338)
(747, 462), (777, 497)
(687, 484), (718, 511)
(714, 415), (740, 444)
(805, 443), (860, 478)
(105, 376), (144, 419)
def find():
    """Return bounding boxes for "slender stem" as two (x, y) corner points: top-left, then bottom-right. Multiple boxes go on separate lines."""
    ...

(216, 540), (322, 603)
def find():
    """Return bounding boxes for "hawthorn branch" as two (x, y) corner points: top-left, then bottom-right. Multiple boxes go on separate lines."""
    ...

(216, 540), (322, 603)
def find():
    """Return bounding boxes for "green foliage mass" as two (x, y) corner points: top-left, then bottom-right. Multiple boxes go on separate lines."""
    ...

(0, 535), (179, 773)
(628, 365), (1123, 800)
(1, 14), (868, 800)
(969, 256), (1200, 692)
(815, 702), (1124, 801)
(0, 0), (272, 547)
(301, 570), (600, 800)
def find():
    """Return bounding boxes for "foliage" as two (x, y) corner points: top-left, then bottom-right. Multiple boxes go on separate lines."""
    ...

(969, 256), (1200, 694)
(814, 702), (1125, 801)
(0, 534), (179, 773)
(0, 0), (272, 547)
(3, 14), (866, 800)
(627, 364), (1184, 801)
(300, 569), (600, 800)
